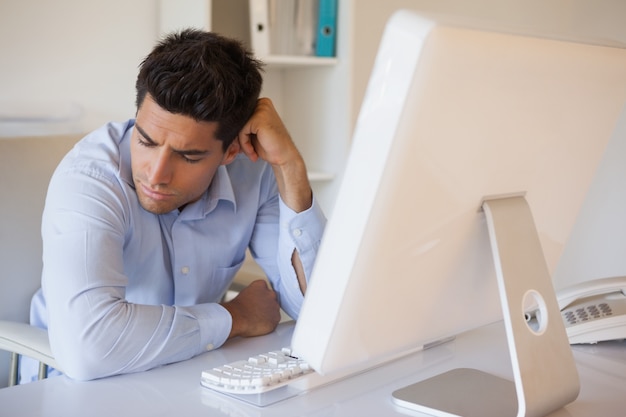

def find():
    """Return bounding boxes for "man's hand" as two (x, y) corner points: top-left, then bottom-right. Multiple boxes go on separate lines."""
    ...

(237, 98), (312, 213)
(220, 280), (281, 339)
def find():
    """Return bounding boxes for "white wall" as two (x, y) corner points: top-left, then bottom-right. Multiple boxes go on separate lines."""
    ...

(0, 0), (160, 136)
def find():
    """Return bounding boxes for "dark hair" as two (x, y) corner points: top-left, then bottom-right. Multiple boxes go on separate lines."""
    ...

(135, 29), (264, 150)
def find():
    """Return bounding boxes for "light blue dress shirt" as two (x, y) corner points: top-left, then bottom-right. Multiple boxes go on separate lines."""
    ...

(27, 120), (326, 381)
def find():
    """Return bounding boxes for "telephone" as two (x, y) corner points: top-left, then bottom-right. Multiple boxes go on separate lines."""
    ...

(556, 276), (626, 344)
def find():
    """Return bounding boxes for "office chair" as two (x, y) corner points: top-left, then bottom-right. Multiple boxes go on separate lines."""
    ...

(0, 133), (82, 387)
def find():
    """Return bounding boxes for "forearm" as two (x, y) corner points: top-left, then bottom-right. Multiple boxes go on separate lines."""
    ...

(238, 97), (326, 315)
(291, 250), (308, 294)
(46, 288), (231, 380)
(271, 153), (312, 213)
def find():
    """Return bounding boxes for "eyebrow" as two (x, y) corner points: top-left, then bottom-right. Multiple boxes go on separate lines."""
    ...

(135, 123), (210, 157)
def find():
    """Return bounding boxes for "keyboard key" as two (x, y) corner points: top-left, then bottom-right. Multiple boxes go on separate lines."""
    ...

(200, 346), (314, 394)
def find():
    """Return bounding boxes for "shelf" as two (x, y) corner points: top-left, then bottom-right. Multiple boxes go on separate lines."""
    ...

(261, 55), (338, 68)
(308, 171), (335, 182)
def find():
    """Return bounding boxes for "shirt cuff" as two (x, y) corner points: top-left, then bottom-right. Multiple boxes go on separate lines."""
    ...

(278, 196), (326, 255)
(183, 303), (232, 352)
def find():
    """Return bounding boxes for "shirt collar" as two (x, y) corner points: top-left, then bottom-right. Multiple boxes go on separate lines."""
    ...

(118, 120), (237, 218)
(202, 165), (237, 216)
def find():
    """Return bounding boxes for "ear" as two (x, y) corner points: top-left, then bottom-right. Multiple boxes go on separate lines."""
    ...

(221, 140), (240, 166)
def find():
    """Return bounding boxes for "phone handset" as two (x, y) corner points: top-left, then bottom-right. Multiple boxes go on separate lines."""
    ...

(557, 276), (626, 310)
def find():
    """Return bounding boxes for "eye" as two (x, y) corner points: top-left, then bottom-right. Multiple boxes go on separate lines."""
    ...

(180, 154), (202, 164)
(136, 134), (156, 148)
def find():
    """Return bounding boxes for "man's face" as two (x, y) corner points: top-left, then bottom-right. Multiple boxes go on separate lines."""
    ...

(131, 95), (239, 214)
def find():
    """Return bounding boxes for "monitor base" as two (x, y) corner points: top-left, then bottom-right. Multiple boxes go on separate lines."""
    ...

(393, 195), (580, 417)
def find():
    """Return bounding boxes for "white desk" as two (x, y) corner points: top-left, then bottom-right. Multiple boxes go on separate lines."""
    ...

(1, 321), (625, 417)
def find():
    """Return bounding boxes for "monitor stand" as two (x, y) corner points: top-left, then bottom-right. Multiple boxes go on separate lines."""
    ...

(392, 195), (580, 417)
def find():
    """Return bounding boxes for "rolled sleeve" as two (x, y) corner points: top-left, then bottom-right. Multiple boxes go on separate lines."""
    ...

(279, 196), (326, 267)
(275, 196), (326, 318)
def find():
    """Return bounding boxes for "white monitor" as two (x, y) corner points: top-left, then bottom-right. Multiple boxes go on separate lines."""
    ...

(251, 9), (626, 412)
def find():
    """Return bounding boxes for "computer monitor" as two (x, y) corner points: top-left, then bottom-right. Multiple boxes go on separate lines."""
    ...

(223, 8), (626, 412)
(287, 9), (626, 414)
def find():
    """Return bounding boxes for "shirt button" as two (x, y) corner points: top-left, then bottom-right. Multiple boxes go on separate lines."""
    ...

(206, 344), (214, 351)
(293, 228), (303, 237)
(181, 266), (190, 275)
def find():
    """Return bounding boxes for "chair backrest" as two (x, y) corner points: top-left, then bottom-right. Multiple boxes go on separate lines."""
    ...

(0, 133), (82, 387)
(0, 134), (82, 323)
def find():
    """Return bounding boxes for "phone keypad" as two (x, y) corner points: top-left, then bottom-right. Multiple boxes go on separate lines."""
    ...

(563, 303), (613, 326)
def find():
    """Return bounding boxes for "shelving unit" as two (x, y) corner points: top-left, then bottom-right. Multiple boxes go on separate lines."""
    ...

(262, 55), (338, 68)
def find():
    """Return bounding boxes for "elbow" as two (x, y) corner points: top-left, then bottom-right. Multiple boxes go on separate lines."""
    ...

(53, 343), (116, 381)
(60, 359), (109, 381)
(62, 365), (103, 382)
(47, 299), (141, 380)
(49, 328), (123, 381)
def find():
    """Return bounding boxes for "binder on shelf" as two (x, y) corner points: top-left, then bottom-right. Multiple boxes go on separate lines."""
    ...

(249, 0), (271, 57)
(249, 0), (337, 59)
(315, 0), (337, 57)
(268, 0), (317, 57)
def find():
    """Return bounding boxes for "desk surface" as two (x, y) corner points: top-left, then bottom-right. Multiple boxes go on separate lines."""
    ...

(1, 321), (625, 417)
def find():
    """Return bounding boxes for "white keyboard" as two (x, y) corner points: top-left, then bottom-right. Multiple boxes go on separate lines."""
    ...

(201, 347), (314, 394)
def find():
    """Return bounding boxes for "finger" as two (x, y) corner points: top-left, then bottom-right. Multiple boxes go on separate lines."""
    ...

(237, 133), (258, 162)
(250, 279), (268, 289)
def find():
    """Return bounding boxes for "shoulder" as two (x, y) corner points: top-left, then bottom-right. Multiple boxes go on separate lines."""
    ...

(55, 120), (134, 183)
(44, 122), (140, 233)
(45, 121), (137, 222)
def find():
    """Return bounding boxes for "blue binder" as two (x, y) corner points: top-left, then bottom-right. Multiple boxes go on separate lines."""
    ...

(315, 0), (337, 57)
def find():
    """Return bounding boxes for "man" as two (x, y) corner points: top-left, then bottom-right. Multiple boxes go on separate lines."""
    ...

(25, 29), (326, 382)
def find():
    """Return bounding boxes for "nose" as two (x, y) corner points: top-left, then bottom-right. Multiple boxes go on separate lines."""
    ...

(147, 148), (172, 185)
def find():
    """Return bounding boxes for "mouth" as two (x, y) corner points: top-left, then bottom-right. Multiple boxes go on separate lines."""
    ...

(138, 182), (174, 201)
